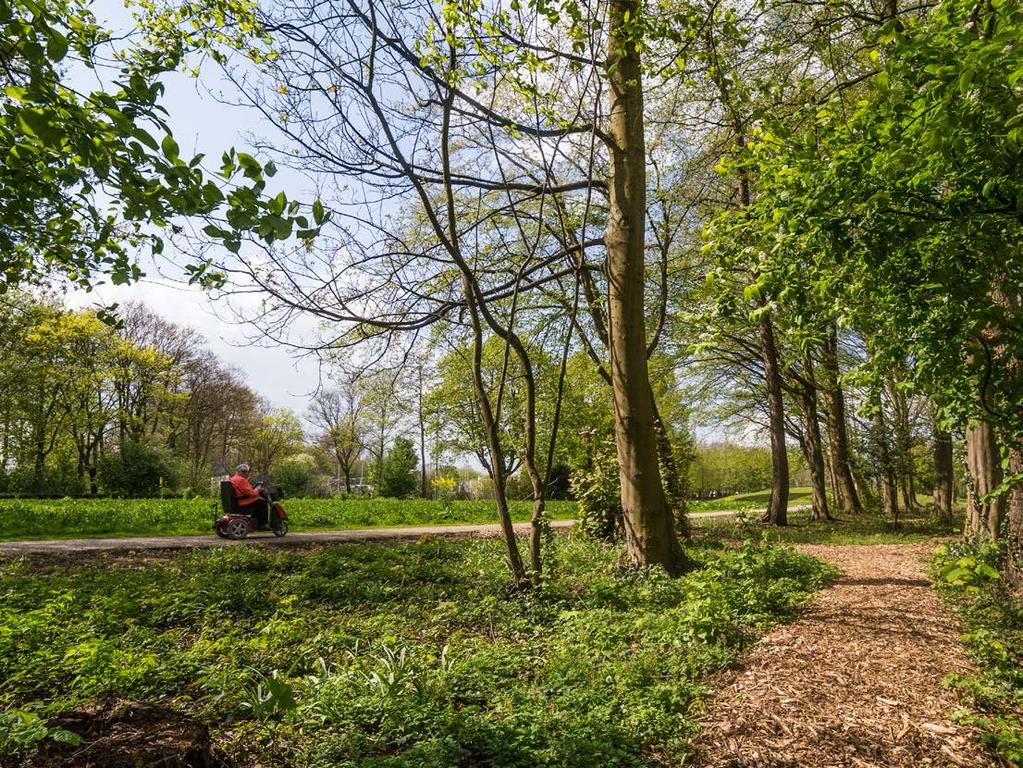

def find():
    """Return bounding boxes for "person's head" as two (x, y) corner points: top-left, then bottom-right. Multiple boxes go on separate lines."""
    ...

(235, 463), (250, 477)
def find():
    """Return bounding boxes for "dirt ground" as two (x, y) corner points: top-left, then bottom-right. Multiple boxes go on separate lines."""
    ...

(16, 699), (222, 768)
(687, 542), (998, 768)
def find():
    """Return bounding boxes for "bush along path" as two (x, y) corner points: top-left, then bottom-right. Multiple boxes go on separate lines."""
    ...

(688, 542), (997, 767)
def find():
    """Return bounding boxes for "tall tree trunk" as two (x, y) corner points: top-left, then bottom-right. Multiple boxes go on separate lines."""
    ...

(1005, 443), (1023, 589)
(873, 402), (899, 523)
(418, 366), (428, 498)
(799, 377), (831, 521)
(825, 445), (839, 507)
(889, 383), (919, 513)
(524, 457), (546, 581)
(932, 428), (954, 521)
(821, 327), (863, 516)
(606, 0), (685, 574)
(650, 390), (690, 540)
(437, 57), (526, 585)
(964, 420), (1005, 543)
(900, 474), (916, 515)
(32, 436), (46, 491)
(760, 315), (789, 525)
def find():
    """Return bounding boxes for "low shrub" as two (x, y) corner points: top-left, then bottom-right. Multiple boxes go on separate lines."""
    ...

(933, 541), (1023, 767)
(97, 441), (185, 497)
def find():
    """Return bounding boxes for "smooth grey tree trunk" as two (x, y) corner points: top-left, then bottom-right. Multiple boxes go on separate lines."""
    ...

(965, 420), (1005, 543)
(760, 315), (789, 525)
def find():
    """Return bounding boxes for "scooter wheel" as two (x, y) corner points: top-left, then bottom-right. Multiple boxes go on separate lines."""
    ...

(214, 526), (228, 539)
(226, 518), (249, 540)
(273, 521), (288, 537)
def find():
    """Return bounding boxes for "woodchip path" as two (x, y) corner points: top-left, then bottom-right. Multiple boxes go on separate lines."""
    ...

(688, 542), (995, 768)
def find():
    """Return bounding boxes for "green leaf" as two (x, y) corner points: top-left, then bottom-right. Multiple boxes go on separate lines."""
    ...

(161, 134), (180, 162)
(17, 108), (62, 145)
(202, 224), (228, 238)
(4, 85), (28, 103)
(46, 30), (69, 62)
(236, 153), (262, 180)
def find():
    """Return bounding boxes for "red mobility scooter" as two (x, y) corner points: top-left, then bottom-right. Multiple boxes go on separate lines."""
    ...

(214, 479), (289, 540)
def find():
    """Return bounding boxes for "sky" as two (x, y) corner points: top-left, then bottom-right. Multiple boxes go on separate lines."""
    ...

(67, 2), (324, 418)
(67, 1), (740, 447)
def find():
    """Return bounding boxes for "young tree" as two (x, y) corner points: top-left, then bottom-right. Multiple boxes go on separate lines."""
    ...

(358, 369), (410, 492)
(134, 0), (695, 577)
(308, 382), (367, 493)
(181, 352), (259, 487)
(373, 437), (419, 498)
(243, 407), (303, 478)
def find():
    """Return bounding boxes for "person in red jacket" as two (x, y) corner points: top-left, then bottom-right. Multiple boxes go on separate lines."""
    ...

(229, 463), (270, 529)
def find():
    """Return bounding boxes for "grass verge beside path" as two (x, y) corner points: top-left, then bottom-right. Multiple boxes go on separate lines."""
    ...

(693, 512), (961, 545)
(689, 487), (936, 515)
(0, 498), (578, 541)
(0, 536), (835, 767)
(689, 487), (815, 513)
(932, 543), (1023, 766)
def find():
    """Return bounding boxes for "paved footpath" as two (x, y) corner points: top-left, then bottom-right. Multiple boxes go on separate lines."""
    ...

(0, 510), (746, 554)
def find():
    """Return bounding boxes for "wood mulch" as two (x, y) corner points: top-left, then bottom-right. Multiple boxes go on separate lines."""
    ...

(687, 542), (1000, 768)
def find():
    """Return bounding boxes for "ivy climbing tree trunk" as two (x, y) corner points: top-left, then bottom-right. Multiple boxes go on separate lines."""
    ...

(605, 0), (685, 574)
(650, 390), (690, 540)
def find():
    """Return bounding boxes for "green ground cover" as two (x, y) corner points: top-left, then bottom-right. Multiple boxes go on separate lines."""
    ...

(0, 498), (579, 541)
(932, 543), (1023, 766)
(0, 536), (835, 766)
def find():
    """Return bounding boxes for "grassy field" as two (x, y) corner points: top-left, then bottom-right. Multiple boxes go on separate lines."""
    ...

(0, 536), (835, 766)
(691, 509), (962, 545)
(0, 489), (802, 542)
(688, 487), (816, 513)
(689, 487), (939, 518)
(0, 489), (938, 542)
(0, 497), (579, 541)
